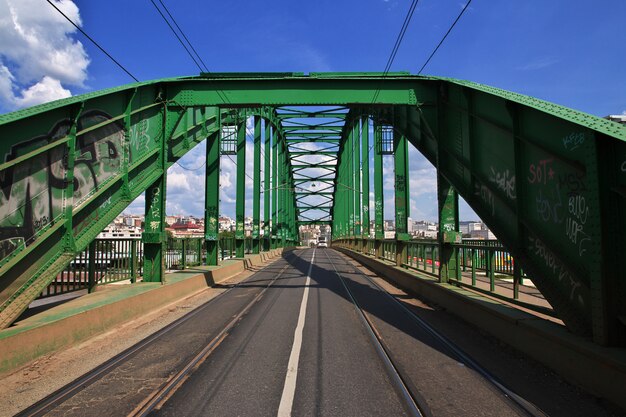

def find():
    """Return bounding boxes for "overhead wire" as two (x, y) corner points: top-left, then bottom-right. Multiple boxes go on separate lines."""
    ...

(371, 0), (420, 103)
(156, 0), (212, 73)
(149, 0), (204, 72)
(380, 0), (420, 77)
(45, 0), (139, 82)
(148, 0), (229, 103)
(417, 0), (473, 74)
(175, 160), (206, 171)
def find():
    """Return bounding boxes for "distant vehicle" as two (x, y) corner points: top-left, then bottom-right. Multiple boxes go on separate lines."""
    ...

(317, 236), (327, 248)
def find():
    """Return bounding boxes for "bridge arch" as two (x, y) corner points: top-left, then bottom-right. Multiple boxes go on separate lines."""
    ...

(0, 73), (624, 346)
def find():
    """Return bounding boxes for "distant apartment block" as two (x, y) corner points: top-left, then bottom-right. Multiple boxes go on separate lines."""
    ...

(605, 114), (626, 125)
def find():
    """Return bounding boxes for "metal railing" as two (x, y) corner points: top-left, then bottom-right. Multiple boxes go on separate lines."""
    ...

(456, 239), (518, 277)
(40, 239), (142, 298)
(40, 236), (255, 299)
(165, 238), (204, 270)
(332, 237), (548, 315)
(405, 240), (439, 276)
(381, 240), (397, 263)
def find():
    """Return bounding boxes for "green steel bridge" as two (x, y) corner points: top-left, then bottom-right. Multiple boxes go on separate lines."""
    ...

(1, 72), (625, 348)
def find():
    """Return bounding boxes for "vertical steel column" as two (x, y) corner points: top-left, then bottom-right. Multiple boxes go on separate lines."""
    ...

(347, 128), (354, 243)
(87, 240), (96, 293)
(332, 147), (340, 241)
(271, 129), (278, 249)
(288, 173), (295, 245)
(252, 116), (261, 254)
(281, 142), (287, 247)
(354, 121), (361, 249)
(334, 148), (340, 239)
(373, 121), (384, 258)
(276, 138), (284, 247)
(235, 115), (246, 258)
(394, 129), (410, 267)
(130, 239), (138, 283)
(343, 136), (349, 241)
(361, 117), (370, 249)
(437, 173), (460, 283)
(143, 175), (167, 282)
(339, 134), (347, 239)
(264, 122), (271, 251)
(204, 109), (220, 265)
(285, 164), (291, 246)
(143, 102), (172, 282)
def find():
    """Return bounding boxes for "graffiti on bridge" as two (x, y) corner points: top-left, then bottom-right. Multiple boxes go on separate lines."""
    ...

(0, 110), (124, 263)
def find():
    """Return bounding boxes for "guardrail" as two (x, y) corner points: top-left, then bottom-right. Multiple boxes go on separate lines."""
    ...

(332, 237), (546, 315)
(405, 240), (439, 276)
(39, 236), (254, 299)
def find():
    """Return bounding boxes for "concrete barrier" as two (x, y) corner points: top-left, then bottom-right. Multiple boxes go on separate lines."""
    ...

(0, 248), (289, 375)
(337, 247), (626, 411)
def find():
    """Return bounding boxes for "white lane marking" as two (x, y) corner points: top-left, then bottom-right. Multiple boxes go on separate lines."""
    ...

(277, 248), (316, 417)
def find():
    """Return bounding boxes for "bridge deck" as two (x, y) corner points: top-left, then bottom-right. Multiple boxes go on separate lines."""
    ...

(3, 249), (616, 416)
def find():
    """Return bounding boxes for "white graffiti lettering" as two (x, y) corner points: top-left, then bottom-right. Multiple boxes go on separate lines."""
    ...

(566, 194), (592, 256)
(489, 166), (516, 200)
(562, 132), (585, 151)
(528, 236), (584, 305)
(535, 183), (563, 224)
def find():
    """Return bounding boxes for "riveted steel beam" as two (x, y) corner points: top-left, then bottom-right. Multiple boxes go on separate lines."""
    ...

(204, 108), (220, 265)
(252, 116), (261, 254)
(235, 116), (246, 258)
(263, 120), (271, 251)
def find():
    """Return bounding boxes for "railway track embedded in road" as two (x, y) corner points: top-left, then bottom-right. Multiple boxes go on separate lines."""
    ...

(323, 249), (547, 417)
(17, 251), (300, 417)
(322, 249), (426, 417)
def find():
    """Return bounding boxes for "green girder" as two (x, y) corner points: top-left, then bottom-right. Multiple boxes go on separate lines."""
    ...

(0, 73), (624, 348)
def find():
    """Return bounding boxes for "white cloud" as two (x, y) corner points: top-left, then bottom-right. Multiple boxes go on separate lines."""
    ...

(0, 64), (15, 106)
(0, 0), (89, 111)
(516, 57), (559, 71)
(167, 171), (192, 193)
(13, 75), (71, 108)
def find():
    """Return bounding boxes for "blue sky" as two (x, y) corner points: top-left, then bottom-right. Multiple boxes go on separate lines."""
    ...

(1, 0), (624, 222)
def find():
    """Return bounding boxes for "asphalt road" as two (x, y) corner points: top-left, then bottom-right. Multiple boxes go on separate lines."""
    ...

(151, 248), (526, 417)
(26, 248), (621, 417)
(153, 248), (411, 416)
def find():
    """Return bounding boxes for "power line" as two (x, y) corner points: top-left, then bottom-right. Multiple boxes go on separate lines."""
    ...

(149, 0), (203, 72)
(45, 0), (139, 82)
(156, 0), (211, 73)
(381, 0), (420, 76)
(224, 154), (255, 183)
(417, 0), (473, 75)
(175, 160), (206, 171)
(371, 0), (420, 103)
(148, 0), (229, 104)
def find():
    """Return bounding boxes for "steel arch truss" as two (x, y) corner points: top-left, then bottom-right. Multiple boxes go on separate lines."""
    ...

(0, 73), (624, 348)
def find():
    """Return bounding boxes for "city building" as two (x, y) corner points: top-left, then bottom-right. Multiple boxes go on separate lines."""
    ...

(460, 221), (483, 235)
(605, 114), (626, 125)
(167, 218), (203, 238)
